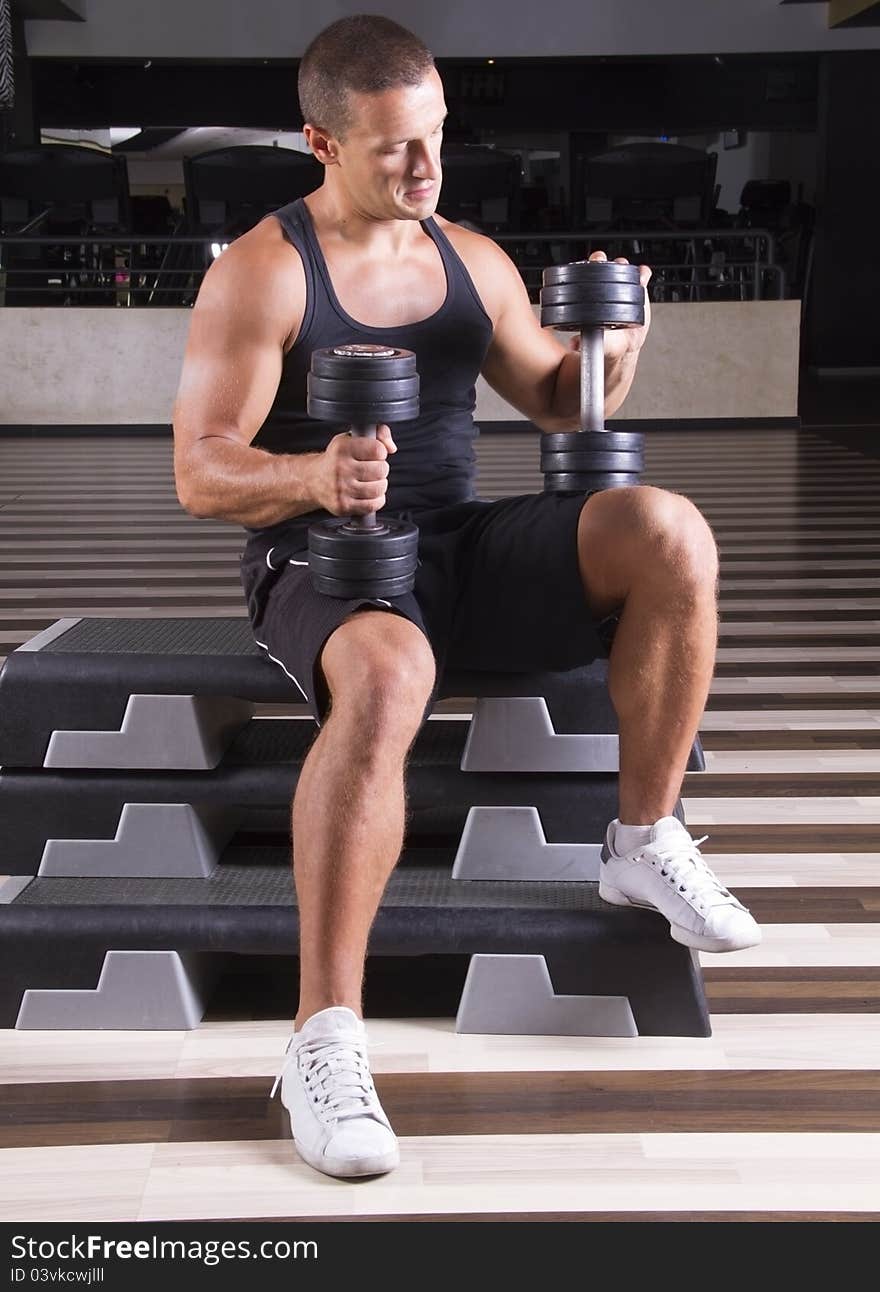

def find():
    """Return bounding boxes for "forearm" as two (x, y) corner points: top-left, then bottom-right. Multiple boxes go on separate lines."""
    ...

(603, 349), (640, 420)
(545, 346), (640, 430)
(176, 435), (324, 527)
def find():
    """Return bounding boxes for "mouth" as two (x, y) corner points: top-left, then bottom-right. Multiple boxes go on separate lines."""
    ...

(403, 184), (434, 199)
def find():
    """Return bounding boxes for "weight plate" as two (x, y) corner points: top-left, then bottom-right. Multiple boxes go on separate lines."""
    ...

(541, 431), (645, 454)
(307, 374), (420, 402)
(544, 470), (643, 493)
(311, 344), (417, 380)
(308, 550), (419, 579)
(309, 516), (420, 560)
(540, 300), (645, 330)
(312, 570), (417, 599)
(306, 394), (421, 424)
(539, 281), (645, 306)
(542, 450), (645, 472)
(543, 261), (641, 288)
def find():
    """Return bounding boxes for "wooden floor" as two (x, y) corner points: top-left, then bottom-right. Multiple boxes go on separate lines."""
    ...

(1, 425), (879, 1222)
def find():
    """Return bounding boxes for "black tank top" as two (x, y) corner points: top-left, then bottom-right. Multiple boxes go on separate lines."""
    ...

(243, 196), (494, 550)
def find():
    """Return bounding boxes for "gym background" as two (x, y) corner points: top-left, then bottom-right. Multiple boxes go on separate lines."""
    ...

(1, 0), (879, 398)
(1, 0), (880, 1247)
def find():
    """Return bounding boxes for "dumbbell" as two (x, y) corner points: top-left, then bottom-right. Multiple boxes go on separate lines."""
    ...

(539, 260), (645, 492)
(306, 343), (421, 598)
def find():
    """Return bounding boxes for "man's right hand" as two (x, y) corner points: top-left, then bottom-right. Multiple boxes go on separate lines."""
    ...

(308, 424), (397, 517)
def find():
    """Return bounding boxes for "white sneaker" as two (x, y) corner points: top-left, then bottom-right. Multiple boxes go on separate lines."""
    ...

(598, 815), (762, 953)
(269, 1006), (400, 1179)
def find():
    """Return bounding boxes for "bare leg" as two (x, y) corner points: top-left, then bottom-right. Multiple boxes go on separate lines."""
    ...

(290, 611), (435, 1029)
(578, 487), (719, 825)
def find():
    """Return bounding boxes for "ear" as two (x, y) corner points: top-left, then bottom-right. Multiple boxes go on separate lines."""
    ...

(303, 124), (339, 166)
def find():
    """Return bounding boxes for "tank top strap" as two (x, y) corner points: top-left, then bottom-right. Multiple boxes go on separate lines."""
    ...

(267, 198), (318, 342)
(421, 216), (491, 326)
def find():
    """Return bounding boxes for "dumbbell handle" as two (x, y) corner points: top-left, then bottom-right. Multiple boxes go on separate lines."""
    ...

(580, 327), (605, 435)
(348, 424), (379, 531)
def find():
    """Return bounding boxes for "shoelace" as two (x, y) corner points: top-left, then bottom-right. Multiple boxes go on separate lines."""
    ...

(644, 833), (745, 910)
(270, 1033), (381, 1125)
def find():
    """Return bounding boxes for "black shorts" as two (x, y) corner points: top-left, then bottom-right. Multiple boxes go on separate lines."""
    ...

(239, 490), (616, 725)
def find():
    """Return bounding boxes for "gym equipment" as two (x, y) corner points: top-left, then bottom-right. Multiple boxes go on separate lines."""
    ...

(0, 616), (708, 1035)
(306, 343), (421, 598)
(539, 259), (645, 493)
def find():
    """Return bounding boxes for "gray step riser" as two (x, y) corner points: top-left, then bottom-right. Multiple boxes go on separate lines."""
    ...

(456, 955), (638, 1036)
(0, 905), (709, 1036)
(44, 694), (255, 770)
(0, 620), (620, 766)
(36, 695), (621, 773)
(18, 949), (642, 1035)
(29, 801), (627, 882)
(0, 771), (626, 872)
(16, 950), (225, 1030)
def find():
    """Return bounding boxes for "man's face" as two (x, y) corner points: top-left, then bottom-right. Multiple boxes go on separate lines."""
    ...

(328, 67), (446, 221)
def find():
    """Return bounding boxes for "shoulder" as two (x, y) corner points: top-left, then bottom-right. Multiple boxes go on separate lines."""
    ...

(200, 214), (306, 351)
(232, 213), (306, 291)
(432, 214), (524, 326)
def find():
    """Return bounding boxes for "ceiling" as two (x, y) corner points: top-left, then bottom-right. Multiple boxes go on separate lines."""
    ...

(39, 126), (312, 161)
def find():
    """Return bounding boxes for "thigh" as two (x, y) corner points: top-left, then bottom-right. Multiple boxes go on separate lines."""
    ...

(240, 544), (435, 725)
(444, 490), (614, 673)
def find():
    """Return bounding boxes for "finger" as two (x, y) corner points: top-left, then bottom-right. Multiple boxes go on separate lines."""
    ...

(350, 437), (388, 460)
(347, 498), (383, 516)
(613, 257), (630, 265)
(588, 250), (607, 262)
(349, 478), (387, 498)
(376, 423), (397, 452)
(639, 264), (653, 287)
(345, 477), (387, 503)
(354, 461), (390, 481)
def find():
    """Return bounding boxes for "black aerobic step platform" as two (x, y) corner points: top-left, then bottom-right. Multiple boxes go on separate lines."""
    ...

(0, 854), (711, 1036)
(0, 714), (642, 871)
(0, 616), (705, 772)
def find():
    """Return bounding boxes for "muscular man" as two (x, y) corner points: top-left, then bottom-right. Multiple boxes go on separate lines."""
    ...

(172, 14), (760, 1182)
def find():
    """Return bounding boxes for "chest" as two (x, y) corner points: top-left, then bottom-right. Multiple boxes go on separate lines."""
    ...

(320, 236), (448, 329)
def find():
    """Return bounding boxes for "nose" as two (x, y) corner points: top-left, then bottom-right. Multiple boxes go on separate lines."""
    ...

(411, 140), (441, 182)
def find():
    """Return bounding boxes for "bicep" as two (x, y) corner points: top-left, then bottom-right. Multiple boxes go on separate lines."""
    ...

(479, 251), (568, 426)
(172, 247), (300, 476)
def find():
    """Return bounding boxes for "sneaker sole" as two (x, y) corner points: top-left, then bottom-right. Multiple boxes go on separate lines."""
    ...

(598, 881), (762, 953)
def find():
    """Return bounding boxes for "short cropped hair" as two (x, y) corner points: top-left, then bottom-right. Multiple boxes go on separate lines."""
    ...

(298, 14), (435, 140)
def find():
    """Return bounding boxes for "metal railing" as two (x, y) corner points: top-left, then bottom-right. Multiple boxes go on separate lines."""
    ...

(495, 228), (784, 302)
(0, 226), (784, 307)
(0, 234), (213, 308)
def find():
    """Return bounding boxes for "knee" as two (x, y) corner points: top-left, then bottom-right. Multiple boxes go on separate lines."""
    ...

(654, 489), (719, 584)
(321, 612), (437, 735)
(586, 485), (718, 585)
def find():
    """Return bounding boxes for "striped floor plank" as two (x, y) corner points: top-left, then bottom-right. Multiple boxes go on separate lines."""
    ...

(3, 1133), (880, 1222)
(4, 1015), (880, 1085)
(3, 1070), (880, 1150)
(1, 425), (879, 1222)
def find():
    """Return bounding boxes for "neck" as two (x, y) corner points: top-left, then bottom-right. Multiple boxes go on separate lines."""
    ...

(305, 183), (427, 256)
